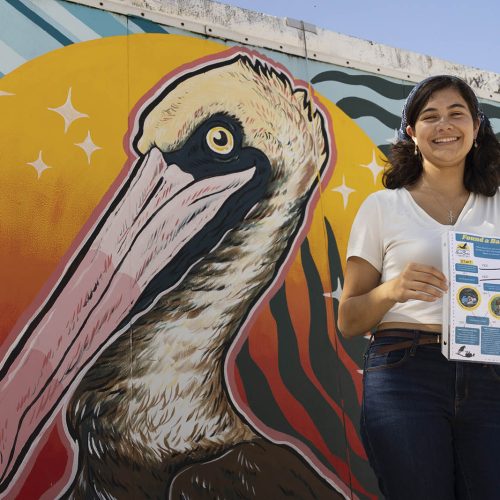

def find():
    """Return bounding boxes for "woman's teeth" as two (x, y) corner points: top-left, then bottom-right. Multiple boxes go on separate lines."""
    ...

(433, 137), (459, 143)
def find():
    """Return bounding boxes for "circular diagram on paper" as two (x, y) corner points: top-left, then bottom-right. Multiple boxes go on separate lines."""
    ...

(489, 295), (500, 318)
(457, 286), (481, 310)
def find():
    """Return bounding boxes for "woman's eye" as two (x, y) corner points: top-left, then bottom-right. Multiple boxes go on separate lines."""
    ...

(206, 126), (234, 155)
(421, 115), (437, 121)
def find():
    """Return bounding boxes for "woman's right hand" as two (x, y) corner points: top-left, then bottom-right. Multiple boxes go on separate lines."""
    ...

(386, 262), (448, 303)
(339, 258), (448, 338)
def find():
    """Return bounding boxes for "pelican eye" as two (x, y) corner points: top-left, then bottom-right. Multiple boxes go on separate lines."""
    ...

(206, 127), (234, 155)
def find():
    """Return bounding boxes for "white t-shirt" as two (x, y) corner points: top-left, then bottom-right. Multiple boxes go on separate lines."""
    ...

(346, 187), (500, 325)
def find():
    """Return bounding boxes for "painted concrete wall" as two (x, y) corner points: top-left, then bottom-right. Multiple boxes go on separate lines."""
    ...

(0, 1), (499, 499)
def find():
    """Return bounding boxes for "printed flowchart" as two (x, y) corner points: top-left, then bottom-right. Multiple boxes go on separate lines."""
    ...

(442, 231), (500, 364)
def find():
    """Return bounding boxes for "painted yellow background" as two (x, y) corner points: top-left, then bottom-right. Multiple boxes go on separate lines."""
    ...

(0, 33), (383, 341)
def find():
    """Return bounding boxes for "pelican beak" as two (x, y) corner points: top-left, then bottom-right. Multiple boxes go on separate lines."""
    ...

(0, 146), (257, 488)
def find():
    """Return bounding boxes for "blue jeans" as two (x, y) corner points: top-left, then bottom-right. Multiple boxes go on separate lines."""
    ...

(361, 334), (500, 500)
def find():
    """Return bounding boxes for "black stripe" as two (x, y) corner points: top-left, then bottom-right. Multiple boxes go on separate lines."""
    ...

(321, 223), (382, 498)
(311, 70), (412, 100)
(300, 238), (342, 403)
(336, 97), (401, 129)
(481, 102), (500, 120)
(324, 219), (369, 367)
(269, 280), (348, 461)
(236, 341), (299, 433)
(235, 340), (336, 472)
(7, 0), (72, 46)
(377, 144), (391, 157)
(300, 237), (363, 445)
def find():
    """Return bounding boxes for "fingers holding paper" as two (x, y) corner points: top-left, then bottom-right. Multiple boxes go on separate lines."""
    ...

(388, 262), (448, 303)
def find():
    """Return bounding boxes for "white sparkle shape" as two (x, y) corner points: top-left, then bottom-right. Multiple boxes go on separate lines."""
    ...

(27, 151), (51, 179)
(332, 176), (355, 209)
(324, 278), (343, 302)
(360, 151), (384, 183)
(76, 131), (102, 164)
(49, 88), (88, 133)
(0, 90), (15, 96)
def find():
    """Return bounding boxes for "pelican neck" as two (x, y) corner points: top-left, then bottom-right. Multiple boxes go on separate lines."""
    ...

(402, 187), (474, 228)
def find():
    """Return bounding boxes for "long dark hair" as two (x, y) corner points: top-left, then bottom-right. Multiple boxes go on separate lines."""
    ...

(383, 75), (500, 196)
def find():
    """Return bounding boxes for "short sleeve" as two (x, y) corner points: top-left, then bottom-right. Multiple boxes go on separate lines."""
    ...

(346, 193), (384, 272)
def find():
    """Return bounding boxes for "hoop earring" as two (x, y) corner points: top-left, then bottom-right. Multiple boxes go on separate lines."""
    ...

(414, 143), (419, 156)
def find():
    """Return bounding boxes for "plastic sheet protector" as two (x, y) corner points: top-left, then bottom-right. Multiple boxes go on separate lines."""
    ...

(442, 231), (500, 364)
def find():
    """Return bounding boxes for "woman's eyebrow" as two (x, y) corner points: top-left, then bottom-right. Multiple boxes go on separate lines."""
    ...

(420, 103), (468, 114)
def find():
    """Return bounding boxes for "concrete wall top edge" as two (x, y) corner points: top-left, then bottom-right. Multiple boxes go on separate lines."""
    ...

(68, 0), (500, 102)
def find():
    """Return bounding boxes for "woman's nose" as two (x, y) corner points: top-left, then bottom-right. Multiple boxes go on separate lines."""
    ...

(436, 116), (452, 130)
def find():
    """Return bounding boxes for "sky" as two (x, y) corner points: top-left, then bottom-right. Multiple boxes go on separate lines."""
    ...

(216, 0), (500, 75)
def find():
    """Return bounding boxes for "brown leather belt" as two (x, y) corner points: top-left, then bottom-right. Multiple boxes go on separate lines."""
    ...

(373, 329), (441, 354)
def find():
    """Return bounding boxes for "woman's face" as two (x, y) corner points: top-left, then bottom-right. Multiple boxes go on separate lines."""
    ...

(406, 87), (479, 172)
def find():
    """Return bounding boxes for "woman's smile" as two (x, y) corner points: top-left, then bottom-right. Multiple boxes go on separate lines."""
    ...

(432, 136), (459, 144)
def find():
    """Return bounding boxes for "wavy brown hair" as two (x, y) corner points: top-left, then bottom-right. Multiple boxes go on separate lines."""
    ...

(383, 76), (500, 196)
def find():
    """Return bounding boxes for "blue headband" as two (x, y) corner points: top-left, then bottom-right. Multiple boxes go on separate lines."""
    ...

(397, 75), (488, 142)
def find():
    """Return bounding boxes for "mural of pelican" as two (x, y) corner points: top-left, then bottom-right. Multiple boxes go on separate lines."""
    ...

(0, 48), (339, 498)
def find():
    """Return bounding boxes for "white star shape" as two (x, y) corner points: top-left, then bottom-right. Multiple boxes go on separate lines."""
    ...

(27, 151), (51, 179)
(331, 176), (355, 209)
(360, 151), (384, 183)
(76, 131), (102, 164)
(49, 88), (88, 133)
(324, 278), (343, 302)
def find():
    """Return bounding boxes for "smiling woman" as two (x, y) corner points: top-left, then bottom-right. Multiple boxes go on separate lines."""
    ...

(408, 88), (478, 172)
(385, 76), (500, 198)
(339, 75), (500, 499)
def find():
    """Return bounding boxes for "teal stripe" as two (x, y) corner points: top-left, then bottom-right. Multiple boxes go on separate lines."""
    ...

(22, 0), (93, 43)
(6, 0), (72, 45)
(61, 0), (127, 37)
(0, 1), (62, 60)
(128, 16), (169, 34)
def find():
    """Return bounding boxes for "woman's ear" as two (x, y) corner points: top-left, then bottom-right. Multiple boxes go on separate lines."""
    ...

(406, 125), (417, 144)
(473, 117), (480, 138)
